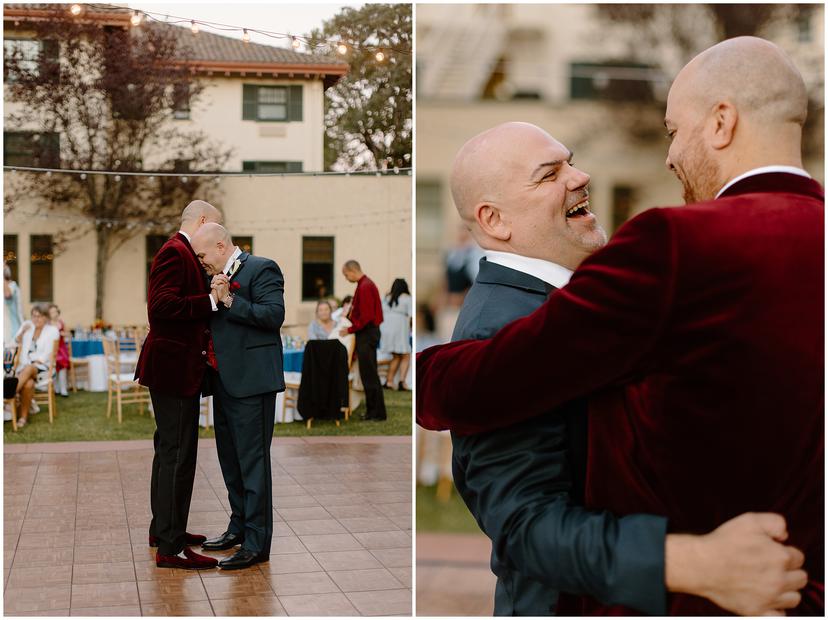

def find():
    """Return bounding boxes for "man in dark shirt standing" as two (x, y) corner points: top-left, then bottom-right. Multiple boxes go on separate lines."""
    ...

(340, 260), (387, 421)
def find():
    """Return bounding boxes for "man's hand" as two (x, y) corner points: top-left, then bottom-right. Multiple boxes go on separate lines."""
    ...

(666, 512), (807, 616)
(339, 327), (349, 337)
(211, 274), (229, 302)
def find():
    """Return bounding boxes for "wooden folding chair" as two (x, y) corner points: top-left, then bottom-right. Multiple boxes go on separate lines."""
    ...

(30, 339), (59, 424)
(103, 337), (150, 424)
(4, 346), (19, 432)
(67, 339), (90, 392)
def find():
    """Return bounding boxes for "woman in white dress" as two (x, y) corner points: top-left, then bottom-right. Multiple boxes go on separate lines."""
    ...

(4, 263), (24, 346)
(379, 279), (412, 390)
(14, 303), (60, 427)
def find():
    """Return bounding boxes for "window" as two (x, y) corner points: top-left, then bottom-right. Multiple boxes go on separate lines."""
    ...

(145, 235), (168, 296)
(570, 62), (655, 102)
(235, 236), (253, 255)
(242, 85), (303, 122)
(302, 237), (334, 300)
(612, 185), (635, 233)
(796, 14), (812, 43)
(242, 161), (303, 173)
(4, 131), (60, 168)
(172, 82), (191, 120)
(4, 235), (19, 282)
(3, 38), (58, 81)
(30, 235), (53, 302)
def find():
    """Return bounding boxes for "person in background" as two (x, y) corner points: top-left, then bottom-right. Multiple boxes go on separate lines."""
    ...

(14, 304), (60, 427)
(308, 300), (336, 340)
(4, 263), (23, 346)
(380, 278), (412, 390)
(332, 295), (352, 323)
(48, 304), (70, 397)
(340, 260), (386, 421)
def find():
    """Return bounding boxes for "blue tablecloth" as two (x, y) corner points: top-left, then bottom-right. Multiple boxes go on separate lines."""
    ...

(71, 339), (104, 357)
(284, 349), (304, 373)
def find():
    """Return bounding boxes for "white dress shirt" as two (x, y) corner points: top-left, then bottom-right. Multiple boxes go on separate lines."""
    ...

(716, 165), (811, 199)
(484, 250), (573, 290)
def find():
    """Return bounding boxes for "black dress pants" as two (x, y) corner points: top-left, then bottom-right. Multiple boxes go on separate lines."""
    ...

(148, 389), (200, 555)
(211, 370), (277, 556)
(355, 325), (387, 420)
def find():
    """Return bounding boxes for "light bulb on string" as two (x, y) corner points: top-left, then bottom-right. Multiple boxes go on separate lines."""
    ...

(130, 11), (142, 27)
(336, 42), (348, 55)
(375, 50), (386, 63)
(80, 173), (87, 180)
(242, 29), (250, 43)
(46, 171), (52, 177)
(69, 4), (82, 16)
(114, 175), (121, 182)
(181, 176), (188, 184)
(191, 21), (199, 34)
(291, 36), (301, 50)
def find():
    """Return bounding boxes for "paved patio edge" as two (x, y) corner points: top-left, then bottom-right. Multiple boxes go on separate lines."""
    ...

(4, 434), (411, 453)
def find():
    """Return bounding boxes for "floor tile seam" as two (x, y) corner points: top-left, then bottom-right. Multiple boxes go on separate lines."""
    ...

(8, 452), (44, 582)
(115, 450), (141, 616)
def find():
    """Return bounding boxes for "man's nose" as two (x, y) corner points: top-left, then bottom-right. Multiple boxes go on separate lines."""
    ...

(567, 166), (590, 191)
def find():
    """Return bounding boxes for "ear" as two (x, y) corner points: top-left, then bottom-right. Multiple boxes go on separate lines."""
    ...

(475, 203), (510, 242)
(709, 101), (737, 150)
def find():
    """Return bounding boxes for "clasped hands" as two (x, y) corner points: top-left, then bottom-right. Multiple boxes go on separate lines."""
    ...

(211, 274), (231, 305)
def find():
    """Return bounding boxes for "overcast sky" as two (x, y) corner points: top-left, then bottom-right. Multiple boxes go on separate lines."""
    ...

(127, 2), (364, 50)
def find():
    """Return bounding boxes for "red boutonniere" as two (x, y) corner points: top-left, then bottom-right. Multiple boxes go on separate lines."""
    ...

(230, 281), (241, 291)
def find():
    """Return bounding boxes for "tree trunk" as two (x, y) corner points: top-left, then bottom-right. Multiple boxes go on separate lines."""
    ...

(94, 227), (109, 321)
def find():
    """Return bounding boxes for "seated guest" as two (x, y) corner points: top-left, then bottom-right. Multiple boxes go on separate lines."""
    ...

(14, 304), (60, 427)
(308, 300), (336, 340)
(48, 304), (70, 397)
(331, 295), (352, 322)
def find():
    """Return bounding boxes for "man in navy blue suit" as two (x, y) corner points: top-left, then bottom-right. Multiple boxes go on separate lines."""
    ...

(441, 121), (807, 615)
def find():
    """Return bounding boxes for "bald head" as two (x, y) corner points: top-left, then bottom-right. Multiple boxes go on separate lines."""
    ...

(672, 36), (807, 127)
(190, 223), (235, 275)
(450, 122), (562, 225)
(180, 200), (222, 234)
(665, 37), (808, 203)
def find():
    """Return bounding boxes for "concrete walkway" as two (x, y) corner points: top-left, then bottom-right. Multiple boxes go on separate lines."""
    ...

(4, 437), (412, 616)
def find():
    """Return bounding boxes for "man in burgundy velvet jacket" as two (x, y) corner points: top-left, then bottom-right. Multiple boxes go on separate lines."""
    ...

(135, 200), (227, 570)
(417, 37), (823, 615)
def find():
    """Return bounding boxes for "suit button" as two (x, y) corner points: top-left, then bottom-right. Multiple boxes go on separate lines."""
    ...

(201, 351), (206, 355)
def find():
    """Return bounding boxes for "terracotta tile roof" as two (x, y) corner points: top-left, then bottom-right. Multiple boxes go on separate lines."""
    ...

(4, 3), (349, 84)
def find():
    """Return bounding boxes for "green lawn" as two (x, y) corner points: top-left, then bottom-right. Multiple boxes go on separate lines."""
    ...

(416, 484), (481, 533)
(4, 388), (411, 443)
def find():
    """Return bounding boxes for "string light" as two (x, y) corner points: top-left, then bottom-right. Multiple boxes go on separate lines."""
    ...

(4, 165), (413, 178)
(59, 3), (411, 58)
(375, 50), (385, 63)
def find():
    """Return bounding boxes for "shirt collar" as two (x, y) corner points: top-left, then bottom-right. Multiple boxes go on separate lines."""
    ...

(484, 250), (573, 289)
(716, 166), (811, 199)
(178, 230), (191, 244)
(222, 246), (242, 276)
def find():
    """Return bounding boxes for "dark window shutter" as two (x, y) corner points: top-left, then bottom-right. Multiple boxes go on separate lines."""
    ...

(286, 161), (303, 173)
(242, 161), (255, 171)
(288, 85), (303, 121)
(242, 84), (258, 120)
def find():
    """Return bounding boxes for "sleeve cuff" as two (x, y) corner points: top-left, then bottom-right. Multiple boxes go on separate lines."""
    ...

(209, 293), (217, 311)
(608, 514), (668, 615)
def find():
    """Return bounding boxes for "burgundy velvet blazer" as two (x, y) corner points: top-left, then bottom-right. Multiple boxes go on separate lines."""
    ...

(135, 233), (213, 397)
(417, 173), (824, 615)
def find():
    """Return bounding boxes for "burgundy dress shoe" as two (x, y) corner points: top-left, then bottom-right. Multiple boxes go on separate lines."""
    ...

(156, 547), (218, 570)
(149, 532), (207, 547)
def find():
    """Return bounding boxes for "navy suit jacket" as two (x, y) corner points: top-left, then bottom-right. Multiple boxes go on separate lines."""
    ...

(450, 258), (667, 616)
(211, 252), (286, 398)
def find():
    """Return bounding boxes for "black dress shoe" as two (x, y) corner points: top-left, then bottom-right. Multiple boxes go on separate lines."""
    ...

(218, 548), (268, 570)
(202, 531), (244, 551)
